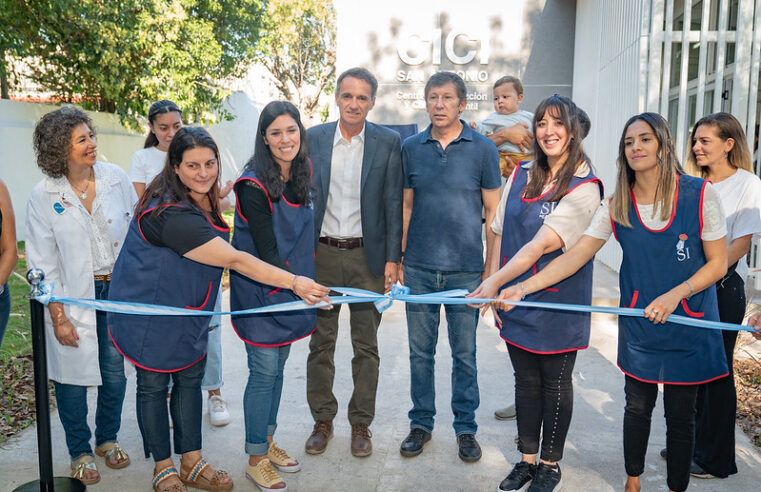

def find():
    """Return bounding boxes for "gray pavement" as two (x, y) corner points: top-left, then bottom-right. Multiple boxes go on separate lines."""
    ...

(2, 261), (760, 491)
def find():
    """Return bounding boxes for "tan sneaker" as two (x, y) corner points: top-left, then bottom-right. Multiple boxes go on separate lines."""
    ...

(246, 458), (287, 491)
(267, 442), (301, 473)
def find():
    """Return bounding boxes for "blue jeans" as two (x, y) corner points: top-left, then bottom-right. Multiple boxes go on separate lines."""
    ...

(136, 358), (206, 461)
(403, 265), (481, 435)
(54, 280), (127, 459)
(201, 323), (223, 391)
(168, 291), (223, 392)
(0, 282), (10, 348)
(244, 343), (290, 455)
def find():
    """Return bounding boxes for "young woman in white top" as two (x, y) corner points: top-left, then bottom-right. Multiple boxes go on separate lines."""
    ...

(130, 100), (183, 198)
(27, 107), (137, 485)
(494, 112), (729, 492)
(130, 100), (234, 426)
(682, 112), (761, 479)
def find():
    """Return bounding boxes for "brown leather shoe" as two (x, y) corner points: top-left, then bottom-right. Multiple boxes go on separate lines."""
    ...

(305, 420), (333, 455)
(351, 423), (373, 457)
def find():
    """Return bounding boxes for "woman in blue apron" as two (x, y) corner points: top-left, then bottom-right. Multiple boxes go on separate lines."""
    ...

(468, 95), (603, 492)
(230, 101), (316, 492)
(108, 127), (329, 492)
(129, 101), (234, 427)
(495, 112), (728, 492)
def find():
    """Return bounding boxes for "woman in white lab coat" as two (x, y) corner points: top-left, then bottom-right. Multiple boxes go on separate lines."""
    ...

(26, 107), (137, 485)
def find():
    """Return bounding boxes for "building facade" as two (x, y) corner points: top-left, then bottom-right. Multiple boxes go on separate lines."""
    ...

(336, 0), (761, 271)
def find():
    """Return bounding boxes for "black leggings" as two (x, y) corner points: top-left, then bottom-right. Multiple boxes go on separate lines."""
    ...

(623, 376), (698, 492)
(507, 343), (577, 462)
(693, 269), (744, 477)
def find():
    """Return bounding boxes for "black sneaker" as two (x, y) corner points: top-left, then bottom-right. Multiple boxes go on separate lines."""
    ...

(527, 463), (562, 492)
(457, 433), (482, 462)
(400, 428), (431, 457)
(659, 447), (667, 460)
(497, 461), (537, 491)
(690, 461), (715, 479)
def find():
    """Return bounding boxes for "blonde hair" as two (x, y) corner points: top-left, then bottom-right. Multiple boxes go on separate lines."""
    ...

(610, 113), (684, 227)
(685, 112), (753, 178)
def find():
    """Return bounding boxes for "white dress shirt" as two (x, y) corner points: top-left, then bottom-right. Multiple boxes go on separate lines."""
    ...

(320, 123), (365, 239)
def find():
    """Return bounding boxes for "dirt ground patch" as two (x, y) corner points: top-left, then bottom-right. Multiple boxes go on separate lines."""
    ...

(736, 339), (761, 448)
(0, 355), (55, 444)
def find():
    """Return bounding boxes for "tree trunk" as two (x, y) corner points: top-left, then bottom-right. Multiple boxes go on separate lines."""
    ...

(0, 50), (9, 99)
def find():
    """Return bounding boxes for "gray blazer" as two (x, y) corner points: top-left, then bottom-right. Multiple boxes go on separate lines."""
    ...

(307, 120), (403, 278)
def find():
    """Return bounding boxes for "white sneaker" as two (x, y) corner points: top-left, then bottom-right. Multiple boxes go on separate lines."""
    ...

(208, 395), (231, 426)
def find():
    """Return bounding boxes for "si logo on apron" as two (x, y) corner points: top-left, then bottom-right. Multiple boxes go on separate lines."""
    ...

(612, 174), (728, 384)
(498, 164), (603, 354)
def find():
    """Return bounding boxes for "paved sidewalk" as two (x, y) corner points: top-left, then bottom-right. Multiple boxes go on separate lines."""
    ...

(1, 262), (760, 491)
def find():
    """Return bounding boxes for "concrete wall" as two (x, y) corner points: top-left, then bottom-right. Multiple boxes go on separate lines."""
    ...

(0, 93), (259, 240)
(572, 0), (649, 271)
(334, 0), (576, 128)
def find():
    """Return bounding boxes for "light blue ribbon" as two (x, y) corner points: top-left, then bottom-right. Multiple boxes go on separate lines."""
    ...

(32, 282), (755, 332)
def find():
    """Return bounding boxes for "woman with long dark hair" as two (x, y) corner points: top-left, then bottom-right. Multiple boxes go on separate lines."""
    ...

(108, 126), (329, 492)
(468, 94), (603, 492)
(230, 101), (314, 492)
(129, 100), (183, 198)
(130, 100), (234, 427)
(683, 112), (761, 479)
(495, 112), (728, 492)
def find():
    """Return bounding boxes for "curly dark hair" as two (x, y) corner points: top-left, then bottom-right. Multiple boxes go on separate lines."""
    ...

(33, 107), (95, 178)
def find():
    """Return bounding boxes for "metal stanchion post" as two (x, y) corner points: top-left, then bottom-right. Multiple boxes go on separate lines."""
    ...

(14, 269), (85, 492)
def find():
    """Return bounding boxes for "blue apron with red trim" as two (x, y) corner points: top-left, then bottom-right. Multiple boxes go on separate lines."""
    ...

(230, 170), (316, 346)
(498, 164), (603, 353)
(107, 201), (229, 372)
(613, 174), (727, 384)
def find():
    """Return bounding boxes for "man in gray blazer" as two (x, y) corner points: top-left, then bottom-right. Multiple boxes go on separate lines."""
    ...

(304, 67), (403, 458)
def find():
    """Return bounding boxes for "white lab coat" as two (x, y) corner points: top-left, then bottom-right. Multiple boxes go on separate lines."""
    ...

(26, 162), (137, 386)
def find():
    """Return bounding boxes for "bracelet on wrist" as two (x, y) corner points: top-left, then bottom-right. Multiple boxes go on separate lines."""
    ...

(519, 282), (527, 300)
(684, 280), (694, 299)
(291, 275), (300, 292)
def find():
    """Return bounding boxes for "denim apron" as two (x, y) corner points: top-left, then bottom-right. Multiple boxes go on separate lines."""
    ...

(108, 201), (229, 372)
(498, 164), (603, 353)
(230, 170), (317, 346)
(612, 174), (728, 384)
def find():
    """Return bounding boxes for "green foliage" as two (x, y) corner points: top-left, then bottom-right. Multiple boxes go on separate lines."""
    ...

(3, 0), (265, 130)
(0, 242), (30, 363)
(257, 0), (336, 118)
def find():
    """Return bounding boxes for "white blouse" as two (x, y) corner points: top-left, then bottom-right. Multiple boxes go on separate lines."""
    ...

(584, 183), (727, 242)
(491, 161), (603, 251)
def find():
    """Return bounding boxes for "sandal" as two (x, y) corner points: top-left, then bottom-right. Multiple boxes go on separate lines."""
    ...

(95, 441), (131, 469)
(70, 454), (100, 485)
(180, 457), (233, 492)
(153, 465), (187, 492)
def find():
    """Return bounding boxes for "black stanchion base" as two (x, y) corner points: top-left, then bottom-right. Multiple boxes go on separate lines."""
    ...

(13, 477), (86, 492)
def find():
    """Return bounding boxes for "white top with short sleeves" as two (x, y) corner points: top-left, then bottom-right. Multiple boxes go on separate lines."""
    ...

(491, 161), (603, 251)
(129, 146), (166, 184)
(584, 183), (727, 244)
(709, 168), (761, 280)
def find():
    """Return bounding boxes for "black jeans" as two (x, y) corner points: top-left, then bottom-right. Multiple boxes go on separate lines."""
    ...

(507, 343), (576, 462)
(623, 375), (698, 492)
(693, 269), (743, 477)
(136, 357), (206, 461)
